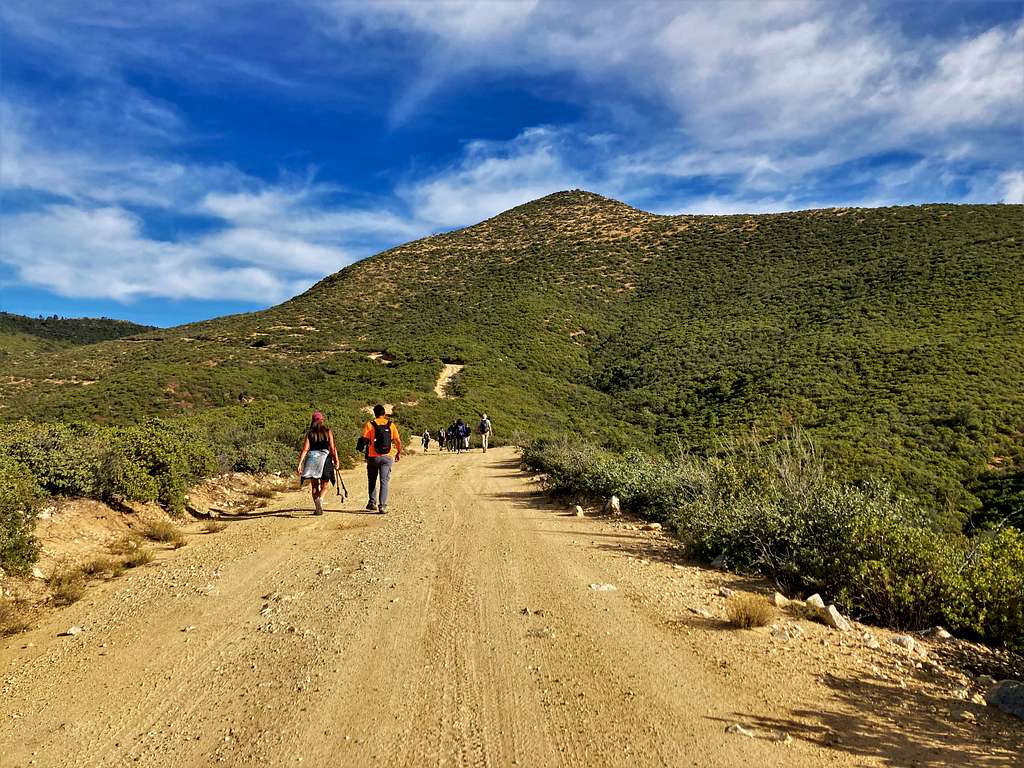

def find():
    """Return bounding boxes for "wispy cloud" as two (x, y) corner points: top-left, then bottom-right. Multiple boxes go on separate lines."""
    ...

(1, 0), (1021, 311)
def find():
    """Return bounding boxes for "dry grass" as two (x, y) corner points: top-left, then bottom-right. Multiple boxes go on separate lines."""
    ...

(251, 487), (277, 499)
(48, 566), (86, 606)
(203, 520), (228, 534)
(725, 593), (774, 629)
(108, 534), (143, 555)
(79, 556), (123, 578)
(123, 547), (154, 568)
(0, 599), (33, 636)
(142, 519), (187, 549)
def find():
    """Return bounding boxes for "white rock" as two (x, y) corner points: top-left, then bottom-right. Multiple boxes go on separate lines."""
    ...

(862, 631), (880, 650)
(589, 583), (617, 592)
(574, 505), (585, 517)
(718, 587), (735, 598)
(62, 626), (83, 637)
(823, 604), (852, 632)
(689, 607), (712, 618)
(806, 593), (825, 609)
(607, 496), (621, 515)
(890, 634), (916, 653)
(771, 625), (792, 643)
(643, 522), (662, 531)
(771, 592), (790, 608)
(31, 567), (46, 580)
(928, 626), (952, 640)
(725, 723), (755, 737)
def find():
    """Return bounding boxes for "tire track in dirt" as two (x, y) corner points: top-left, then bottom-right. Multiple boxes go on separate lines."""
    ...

(3, 448), (1022, 768)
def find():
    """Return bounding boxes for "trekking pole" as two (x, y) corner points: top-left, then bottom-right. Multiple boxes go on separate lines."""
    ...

(336, 468), (348, 500)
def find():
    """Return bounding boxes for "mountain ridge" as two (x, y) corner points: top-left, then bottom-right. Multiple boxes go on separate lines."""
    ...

(1, 192), (1021, 527)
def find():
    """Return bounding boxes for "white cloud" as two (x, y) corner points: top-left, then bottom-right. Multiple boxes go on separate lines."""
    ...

(0, 96), (416, 302)
(1000, 171), (1024, 204)
(0, 206), (303, 303)
(397, 127), (586, 228)
(1, 0), (1021, 308)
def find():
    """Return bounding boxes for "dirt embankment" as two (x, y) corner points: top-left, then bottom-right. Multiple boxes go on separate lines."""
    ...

(1, 447), (1021, 767)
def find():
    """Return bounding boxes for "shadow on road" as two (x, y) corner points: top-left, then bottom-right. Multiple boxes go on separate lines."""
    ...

(726, 672), (1023, 767)
(218, 507), (380, 521)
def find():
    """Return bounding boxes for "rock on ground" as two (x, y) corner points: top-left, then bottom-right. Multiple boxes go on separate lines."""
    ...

(822, 604), (851, 632)
(806, 593), (825, 609)
(986, 680), (1024, 719)
(725, 723), (755, 737)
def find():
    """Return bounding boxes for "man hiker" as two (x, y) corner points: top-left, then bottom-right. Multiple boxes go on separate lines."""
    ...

(478, 413), (492, 452)
(359, 404), (402, 513)
(436, 426), (446, 451)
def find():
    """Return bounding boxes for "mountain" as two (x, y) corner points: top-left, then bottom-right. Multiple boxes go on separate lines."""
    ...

(1, 191), (1021, 526)
(0, 312), (155, 359)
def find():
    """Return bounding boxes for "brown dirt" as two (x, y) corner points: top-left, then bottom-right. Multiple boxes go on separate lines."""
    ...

(1, 447), (1021, 767)
(435, 363), (464, 398)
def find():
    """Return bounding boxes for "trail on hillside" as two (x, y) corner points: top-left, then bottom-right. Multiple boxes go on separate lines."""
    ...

(434, 363), (464, 398)
(2, 448), (1020, 768)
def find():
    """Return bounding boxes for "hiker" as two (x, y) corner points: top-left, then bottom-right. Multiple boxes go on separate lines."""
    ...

(436, 427), (446, 451)
(358, 404), (402, 513)
(478, 413), (492, 452)
(456, 418), (470, 452)
(296, 412), (339, 516)
(446, 422), (458, 452)
(421, 429), (431, 452)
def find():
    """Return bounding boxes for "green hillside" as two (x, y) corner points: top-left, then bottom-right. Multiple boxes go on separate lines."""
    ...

(1, 191), (1021, 528)
(0, 312), (154, 359)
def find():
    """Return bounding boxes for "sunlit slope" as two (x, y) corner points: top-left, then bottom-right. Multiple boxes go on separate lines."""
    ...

(1, 191), (1021, 516)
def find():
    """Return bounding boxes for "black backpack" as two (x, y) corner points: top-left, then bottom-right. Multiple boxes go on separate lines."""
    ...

(373, 419), (393, 455)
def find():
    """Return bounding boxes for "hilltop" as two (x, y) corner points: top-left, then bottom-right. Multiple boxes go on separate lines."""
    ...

(0, 312), (154, 359)
(1, 190), (1022, 526)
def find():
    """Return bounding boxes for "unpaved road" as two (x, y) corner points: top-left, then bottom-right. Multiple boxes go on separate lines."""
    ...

(2, 448), (1021, 767)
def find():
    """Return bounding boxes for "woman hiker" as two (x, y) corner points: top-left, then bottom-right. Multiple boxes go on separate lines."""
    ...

(421, 429), (431, 452)
(296, 412), (340, 515)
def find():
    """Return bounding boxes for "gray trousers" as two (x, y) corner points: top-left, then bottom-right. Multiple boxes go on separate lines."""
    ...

(366, 455), (394, 506)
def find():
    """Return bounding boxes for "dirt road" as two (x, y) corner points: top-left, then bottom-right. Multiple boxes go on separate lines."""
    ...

(2, 448), (1020, 767)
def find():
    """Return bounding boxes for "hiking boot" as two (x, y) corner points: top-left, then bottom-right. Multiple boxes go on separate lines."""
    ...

(314, 498), (323, 516)
(366, 500), (377, 512)
(378, 505), (388, 515)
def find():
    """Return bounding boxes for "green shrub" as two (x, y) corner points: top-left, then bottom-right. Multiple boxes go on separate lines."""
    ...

(0, 455), (41, 571)
(232, 440), (293, 474)
(950, 527), (1024, 650)
(523, 433), (1024, 647)
(0, 421), (99, 497)
(96, 443), (159, 504)
(101, 422), (215, 514)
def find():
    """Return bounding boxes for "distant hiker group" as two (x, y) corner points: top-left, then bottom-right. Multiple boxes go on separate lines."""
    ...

(420, 414), (492, 454)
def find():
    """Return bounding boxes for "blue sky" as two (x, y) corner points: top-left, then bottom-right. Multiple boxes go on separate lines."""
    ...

(1, 1), (1022, 327)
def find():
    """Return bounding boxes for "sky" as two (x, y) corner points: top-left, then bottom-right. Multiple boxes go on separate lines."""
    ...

(1, 0), (1022, 327)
